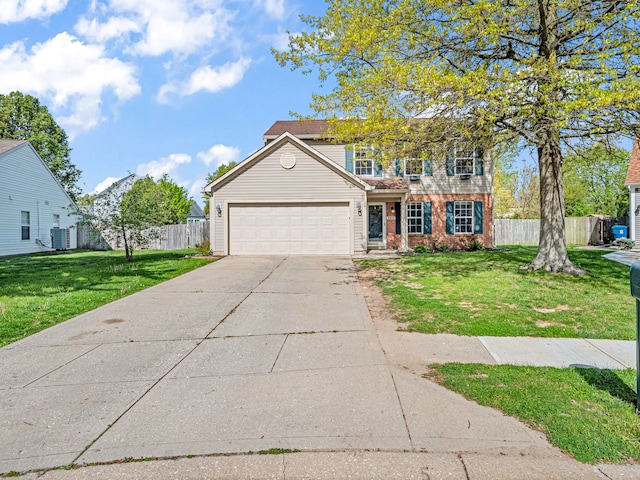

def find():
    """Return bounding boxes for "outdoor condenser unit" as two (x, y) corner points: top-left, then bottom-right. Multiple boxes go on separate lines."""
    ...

(51, 228), (69, 250)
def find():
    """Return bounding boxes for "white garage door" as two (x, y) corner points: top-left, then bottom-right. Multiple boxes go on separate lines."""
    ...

(229, 203), (350, 255)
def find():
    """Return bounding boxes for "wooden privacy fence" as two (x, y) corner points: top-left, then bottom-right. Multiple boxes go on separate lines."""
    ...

(493, 216), (627, 246)
(77, 222), (210, 251)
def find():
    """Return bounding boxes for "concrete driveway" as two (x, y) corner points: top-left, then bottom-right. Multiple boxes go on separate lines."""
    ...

(1, 256), (559, 475)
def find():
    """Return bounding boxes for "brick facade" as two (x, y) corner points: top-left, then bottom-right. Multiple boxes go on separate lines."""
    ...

(384, 194), (493, 250)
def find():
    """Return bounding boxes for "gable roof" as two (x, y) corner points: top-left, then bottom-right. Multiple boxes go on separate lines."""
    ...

(188, 202), (206, 218)
(0, 139), (77, 208)
(94, 173), (138, 198)
(0, 139), (27, 156)
(263, 120), (332, 141)
(625, 138), (640, 185)
(206, 131), (372, 192)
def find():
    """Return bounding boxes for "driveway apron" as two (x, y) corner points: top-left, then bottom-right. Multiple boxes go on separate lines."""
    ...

(0, 256), (552, 474)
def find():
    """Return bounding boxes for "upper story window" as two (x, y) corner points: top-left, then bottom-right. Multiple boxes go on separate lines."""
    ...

(354, 145), (376, 176)
(455, 147), (475, 175)
(53, 213), (60, 228)
(405, 159), (423, 176)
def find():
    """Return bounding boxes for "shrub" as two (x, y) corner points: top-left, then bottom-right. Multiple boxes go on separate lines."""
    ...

(413, 245), (429, 254)
(195, 241), (212, 255)
(613, 238), (635, 250)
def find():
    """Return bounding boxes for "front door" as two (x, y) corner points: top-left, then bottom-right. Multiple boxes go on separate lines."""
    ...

(368, 203), (385, 247)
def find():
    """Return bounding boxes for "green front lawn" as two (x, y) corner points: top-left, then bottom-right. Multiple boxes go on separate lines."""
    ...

(357, 246), (635, 339)
(427, 363), (640, 464)
(0, 249), (216, 347)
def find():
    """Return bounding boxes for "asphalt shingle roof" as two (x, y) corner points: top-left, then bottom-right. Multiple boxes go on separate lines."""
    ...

(625, 138), (640, 185)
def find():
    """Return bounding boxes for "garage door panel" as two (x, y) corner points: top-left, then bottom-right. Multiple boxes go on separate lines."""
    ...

(229, 204), (350, 255)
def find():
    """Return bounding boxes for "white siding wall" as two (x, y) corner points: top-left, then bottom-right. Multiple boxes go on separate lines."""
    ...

(0, 143), (78, 257)
(211, 141), (366, 255)
(635, 187), (640, 243)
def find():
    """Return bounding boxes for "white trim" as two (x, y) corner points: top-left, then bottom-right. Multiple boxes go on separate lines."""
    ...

(631, 185), (637, 242)
(407, 202), (423, 234)
(206, 132), (372, 193)
(454, 200), (474, 234)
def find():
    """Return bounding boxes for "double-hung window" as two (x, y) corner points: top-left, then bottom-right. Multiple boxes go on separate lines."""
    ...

(454, 201), (473, 234)
(454, 147), (475, 175)
(354, 145), (375, 176)
(405, 159), (423, 176)
(407, 202), (423, 234)
(21, 211), (30, 240)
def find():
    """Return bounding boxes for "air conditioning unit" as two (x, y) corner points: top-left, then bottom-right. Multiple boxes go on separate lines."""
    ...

(409, 174), (421, 181)
(51, 228), (69, 250)
(459, 174), (472, 180)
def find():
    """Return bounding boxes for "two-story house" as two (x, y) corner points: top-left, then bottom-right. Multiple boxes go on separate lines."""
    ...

(205, 120), (493, 256)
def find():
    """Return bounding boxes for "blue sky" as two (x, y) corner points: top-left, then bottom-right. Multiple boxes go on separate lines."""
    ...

(0, 0), (329, 205)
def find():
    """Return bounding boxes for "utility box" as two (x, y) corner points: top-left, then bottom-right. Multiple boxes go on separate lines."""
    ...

(51, 228), (68, 250)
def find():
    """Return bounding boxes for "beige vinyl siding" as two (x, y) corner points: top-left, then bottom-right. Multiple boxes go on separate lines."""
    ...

(0, 143), (78, 257)
(407, 153), (493, 195)
(211, 141), (366, 255)
(304, 141), (347, 167)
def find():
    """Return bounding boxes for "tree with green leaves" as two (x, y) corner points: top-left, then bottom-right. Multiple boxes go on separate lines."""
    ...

(277, 0), (640, 273)
(0, 91), (82, 201)
(203, 161), (237, 214)
(79, 175), (193, 261)
(563, 144), (629, 218)
(158, 174), (193, 224)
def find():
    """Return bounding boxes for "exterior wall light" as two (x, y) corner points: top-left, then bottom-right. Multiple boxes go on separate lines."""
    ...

(356, 202), (362, 216)
(216, 204), (222, 217)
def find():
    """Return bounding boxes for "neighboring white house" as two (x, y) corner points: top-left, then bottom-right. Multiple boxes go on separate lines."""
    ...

(624, 138), (640, 242)
(93, 173), (139, 219)
(187, 203), (207, 223)
(0, 139), (78, 257)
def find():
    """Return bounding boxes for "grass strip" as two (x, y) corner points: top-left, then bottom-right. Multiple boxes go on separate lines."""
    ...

(426, 363), (640, 464)
(0, 249), (216, 347)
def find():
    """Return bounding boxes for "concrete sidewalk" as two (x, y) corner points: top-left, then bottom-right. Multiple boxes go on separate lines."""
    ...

(381, 333), (636, 374)
(1, 255), (639, 479)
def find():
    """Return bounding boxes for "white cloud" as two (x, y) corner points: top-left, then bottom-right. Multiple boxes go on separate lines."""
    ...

(256, 0), (285, 20)
(92, 176), (122, 194)
(0, 33), (140, 137)
(0, 0), (68, 24)
(75, 15), (140, 44)
(157, 57), (251, 103)
(136, 153), (192, 179)
(75, 0), (235, 57)
(189, 178), (206, 200)
(197, 144), (240, 167)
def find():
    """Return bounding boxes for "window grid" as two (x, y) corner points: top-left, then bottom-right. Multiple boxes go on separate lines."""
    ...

(454, 201), (473, 234)
(354, 146), (374, 176)
(407, 202), (423, 234)
(455, 147), (474, 175)
(21, 210), (30, 240)
(405, 159), (422, 175)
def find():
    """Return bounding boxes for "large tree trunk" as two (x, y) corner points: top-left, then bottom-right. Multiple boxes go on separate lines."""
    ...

(526, 137), (585, 274)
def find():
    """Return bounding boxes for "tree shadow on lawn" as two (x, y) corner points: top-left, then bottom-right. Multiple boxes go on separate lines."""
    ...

(403, 246), (628, 287)
(0, 250), (199, 298)
(574, 367), (637, 407)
